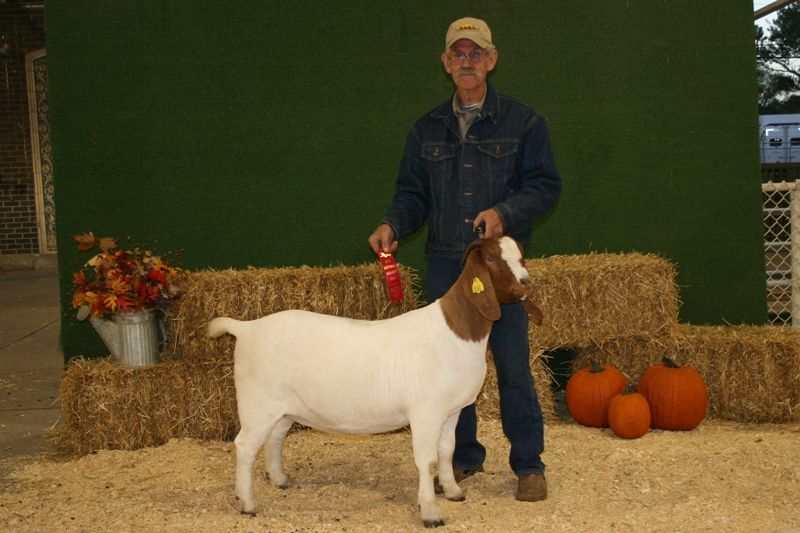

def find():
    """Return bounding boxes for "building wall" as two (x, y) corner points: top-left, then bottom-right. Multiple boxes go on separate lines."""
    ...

(44, 1), (768, 359)
(0, 2), (46, 258)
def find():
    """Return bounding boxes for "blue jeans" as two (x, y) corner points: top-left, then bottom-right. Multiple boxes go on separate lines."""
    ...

(427, 257), (546, 476)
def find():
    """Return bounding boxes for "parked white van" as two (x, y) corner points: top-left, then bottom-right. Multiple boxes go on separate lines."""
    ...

(760, 114), (800, 163)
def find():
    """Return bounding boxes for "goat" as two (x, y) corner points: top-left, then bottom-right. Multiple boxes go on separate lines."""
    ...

(207, 236), (543, 528)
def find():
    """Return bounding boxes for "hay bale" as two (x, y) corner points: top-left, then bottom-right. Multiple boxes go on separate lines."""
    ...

(526, 253), (679, 350)
(166, 263), (420, 364)
(477, 350), (557, 423)
(58, 357), (237, 454)
(576, 324), (800, 423)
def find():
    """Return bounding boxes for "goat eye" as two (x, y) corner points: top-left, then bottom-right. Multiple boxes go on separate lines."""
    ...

(486, 255), (497, 262)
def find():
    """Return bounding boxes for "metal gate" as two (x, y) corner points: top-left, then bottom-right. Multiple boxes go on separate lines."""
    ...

(762, 180), (800, 328)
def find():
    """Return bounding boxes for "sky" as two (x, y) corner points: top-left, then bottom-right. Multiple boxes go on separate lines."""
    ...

(754, 1), (779, 29)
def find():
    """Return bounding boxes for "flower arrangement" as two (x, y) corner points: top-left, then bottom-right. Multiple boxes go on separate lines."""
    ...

(71, 232), (184, 318)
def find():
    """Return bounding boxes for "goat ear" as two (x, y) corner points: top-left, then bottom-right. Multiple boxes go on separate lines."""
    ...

(461, 246), (501, 321)
(523, 298), (544, 326)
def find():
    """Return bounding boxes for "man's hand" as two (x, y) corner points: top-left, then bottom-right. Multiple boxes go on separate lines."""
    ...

(474, 209), (504, 239)
(368, 223), (398, 253)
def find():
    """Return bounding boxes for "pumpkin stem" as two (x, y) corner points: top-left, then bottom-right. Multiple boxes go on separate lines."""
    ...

(623, 381), (637, 395)
(661, 357), (679, 368)
(589, 358), (604, 373)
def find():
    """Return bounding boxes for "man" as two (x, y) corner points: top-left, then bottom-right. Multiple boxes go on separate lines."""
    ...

(368, 17), (561, 501)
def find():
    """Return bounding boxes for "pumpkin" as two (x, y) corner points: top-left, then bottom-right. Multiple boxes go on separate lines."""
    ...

(607, 387), (651, 439)
(637, 357), (708, 430)
(565, 359), (627, 427)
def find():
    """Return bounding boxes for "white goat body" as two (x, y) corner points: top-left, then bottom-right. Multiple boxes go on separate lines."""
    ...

(208, 236), (540, 528)
(209, 304), (487, 435)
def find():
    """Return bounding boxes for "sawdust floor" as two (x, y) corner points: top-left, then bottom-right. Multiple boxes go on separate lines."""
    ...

(1, 419), (798, 532)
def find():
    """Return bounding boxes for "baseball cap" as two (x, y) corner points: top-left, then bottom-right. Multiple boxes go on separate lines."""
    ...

(445, 17), (493, 49)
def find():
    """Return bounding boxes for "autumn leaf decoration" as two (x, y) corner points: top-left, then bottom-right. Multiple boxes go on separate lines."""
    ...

(71, 232), (184, 318)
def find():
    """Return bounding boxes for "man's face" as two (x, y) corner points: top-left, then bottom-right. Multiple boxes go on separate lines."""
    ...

(441, 38), (497, 93)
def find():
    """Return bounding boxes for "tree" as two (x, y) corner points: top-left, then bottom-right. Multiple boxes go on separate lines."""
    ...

(757, 3), (800, 113)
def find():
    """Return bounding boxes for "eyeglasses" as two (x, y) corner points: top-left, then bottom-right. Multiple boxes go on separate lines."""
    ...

(447, 49), (487, 64)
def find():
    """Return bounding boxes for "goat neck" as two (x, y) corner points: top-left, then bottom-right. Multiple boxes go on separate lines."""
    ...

(438, 239), (508, 342)
(439, 277), (494, 342)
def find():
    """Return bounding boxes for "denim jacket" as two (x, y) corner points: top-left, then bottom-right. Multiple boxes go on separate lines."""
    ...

(381, 83), (562, 260)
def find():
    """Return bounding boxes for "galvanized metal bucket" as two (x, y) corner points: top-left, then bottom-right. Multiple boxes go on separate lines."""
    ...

(90, 310), (160, 367)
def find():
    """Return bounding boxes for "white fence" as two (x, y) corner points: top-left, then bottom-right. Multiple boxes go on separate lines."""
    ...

(762, 180), (800, 328)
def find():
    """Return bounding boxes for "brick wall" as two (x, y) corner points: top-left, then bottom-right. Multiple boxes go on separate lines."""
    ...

(0, 1), (46, 255)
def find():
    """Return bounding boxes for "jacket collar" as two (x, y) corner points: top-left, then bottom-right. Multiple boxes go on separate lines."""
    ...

(431, 83), (498, 124)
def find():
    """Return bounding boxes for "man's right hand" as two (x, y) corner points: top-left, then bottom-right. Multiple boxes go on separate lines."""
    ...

(368, 223), (398, 254)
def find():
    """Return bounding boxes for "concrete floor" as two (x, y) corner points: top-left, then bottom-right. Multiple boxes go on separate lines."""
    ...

(0, 268), (63, 461)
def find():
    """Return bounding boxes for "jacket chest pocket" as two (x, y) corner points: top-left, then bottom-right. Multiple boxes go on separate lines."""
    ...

(421, 143), (457, 184)
(422, 143), (456, 162)
(477, 141), (519, 198)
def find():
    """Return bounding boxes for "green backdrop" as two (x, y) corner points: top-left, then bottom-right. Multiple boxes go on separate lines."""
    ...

(46, 1), (766, 361)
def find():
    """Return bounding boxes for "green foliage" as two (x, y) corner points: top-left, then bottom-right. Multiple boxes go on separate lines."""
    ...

(757, 4), (800, 112)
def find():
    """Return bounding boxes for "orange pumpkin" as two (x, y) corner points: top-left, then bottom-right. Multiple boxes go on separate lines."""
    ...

(607, 389), (651, 439)
(637, 357), (707, 430)
(566, 360), (627, 427)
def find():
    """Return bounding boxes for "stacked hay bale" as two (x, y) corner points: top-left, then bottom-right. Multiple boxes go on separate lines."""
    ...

(60, 249), (800, 454)
(527, 251), (800, 424)
(524, 252), (680, 351)
(59, 262), (556, 453)
(59, 358), (238, 455)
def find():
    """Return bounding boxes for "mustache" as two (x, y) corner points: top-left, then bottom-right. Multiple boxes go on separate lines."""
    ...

(457, 68), (483, 80)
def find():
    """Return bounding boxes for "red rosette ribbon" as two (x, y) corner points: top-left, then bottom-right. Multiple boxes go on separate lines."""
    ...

(376, 250), (404, 303)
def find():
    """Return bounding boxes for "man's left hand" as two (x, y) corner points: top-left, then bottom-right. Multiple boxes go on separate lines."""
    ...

(474, 209), (504, 239)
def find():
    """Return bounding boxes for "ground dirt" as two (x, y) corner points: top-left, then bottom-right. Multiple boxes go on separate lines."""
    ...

(0, 419), (798, 532)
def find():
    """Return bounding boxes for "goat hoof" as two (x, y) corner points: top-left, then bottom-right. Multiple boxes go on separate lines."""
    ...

(423, 519), (445, 528)
(240, 510), (257, 517)
(267, 473), (289, 489)
(446, 494), (465, 502)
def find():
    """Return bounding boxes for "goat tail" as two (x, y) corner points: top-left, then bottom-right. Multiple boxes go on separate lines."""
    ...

(207, 317), (244, 338)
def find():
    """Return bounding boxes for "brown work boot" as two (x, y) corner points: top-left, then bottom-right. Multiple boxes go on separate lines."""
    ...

(516, 473), (547, 502)
(433, 466), (484, 495)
